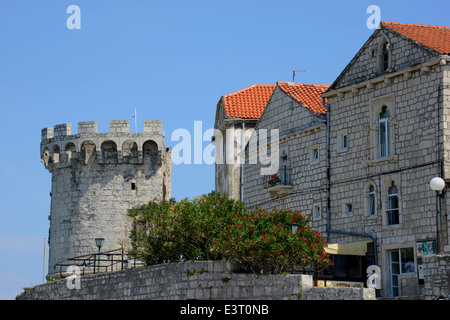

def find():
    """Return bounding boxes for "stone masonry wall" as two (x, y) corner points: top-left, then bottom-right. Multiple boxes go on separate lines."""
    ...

(422, 254), (450, 299)
(332, 25), (439, 90)
(243, 86), (328, 235)
(323, 25), (449, 298)
(17, 261), (375, 300)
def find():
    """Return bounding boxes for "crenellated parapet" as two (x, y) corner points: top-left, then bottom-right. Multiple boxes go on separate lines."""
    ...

(40, 120), (167, 170)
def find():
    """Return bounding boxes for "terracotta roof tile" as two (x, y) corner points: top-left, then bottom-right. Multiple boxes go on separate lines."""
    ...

(220, 82), (329, 120)
(221, 84), (276, 119)
(382, 21), (450, 55)
(277, 81), (330, 114)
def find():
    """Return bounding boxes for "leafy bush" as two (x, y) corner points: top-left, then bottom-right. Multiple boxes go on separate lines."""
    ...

(127, 192), (332, 274)
(210, 209), (332, 274)
(127, 192), (245, 264)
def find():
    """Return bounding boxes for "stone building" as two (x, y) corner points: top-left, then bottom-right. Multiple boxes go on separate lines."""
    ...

(214, 84), (275, 200)
(40, 120), (172, 278)
(321, 21), (450, 298)
(217, 21), (450, 299)
(241, 81), (329, 238)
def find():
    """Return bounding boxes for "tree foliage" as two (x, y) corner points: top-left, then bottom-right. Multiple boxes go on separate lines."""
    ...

(127, 192), (332, 274)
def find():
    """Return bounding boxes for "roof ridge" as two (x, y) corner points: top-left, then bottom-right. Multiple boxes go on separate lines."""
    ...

(222, 84), (275, 98)
(382, 20), (450, 30)
(277, 81), (330, 115)
(277, 81), (330, 87)
(220, 84), (276, 120)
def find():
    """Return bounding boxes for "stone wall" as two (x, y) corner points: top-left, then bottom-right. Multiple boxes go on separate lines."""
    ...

(331, 25), (439, 90)
(242, 86), (328, 235)
(422, 254), (450, 299)
(17, 261), (375, 300)
(322, 24), (450, 298)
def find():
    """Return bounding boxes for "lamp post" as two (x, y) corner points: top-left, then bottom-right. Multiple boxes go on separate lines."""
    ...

(430, 178), (445, 254)
(95, 238), (104, 273)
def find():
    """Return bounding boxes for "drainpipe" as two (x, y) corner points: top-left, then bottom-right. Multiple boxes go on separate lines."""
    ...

(323, 98), (378, 267)
(324, 98), (331, 241)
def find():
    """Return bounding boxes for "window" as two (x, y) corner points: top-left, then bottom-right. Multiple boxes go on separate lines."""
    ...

(342, 134), (348, 150)
(338, 130), (348, 152)
(368, 185), (375, 216)
(310, 145), (319, 164)
(378, 106), (390, 158)
(131, 183), (136, 190)
(382, 42), (390, 72)
(313, 204), (321, 220)
(279, 153), (290, 185)
(319, 255), (365, 280)
(345, 203), (353, 215)
(387, 183), (399, 225)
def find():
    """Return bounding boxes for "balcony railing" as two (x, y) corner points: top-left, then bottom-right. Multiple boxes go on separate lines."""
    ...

(264, 166), (292, 196)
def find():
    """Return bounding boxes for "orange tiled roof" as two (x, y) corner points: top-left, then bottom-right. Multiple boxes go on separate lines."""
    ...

(221, 84), (276, 119)
(277, 81), (330, 115)
(221, 82), (330, 119)
(382, 21), (450, 55)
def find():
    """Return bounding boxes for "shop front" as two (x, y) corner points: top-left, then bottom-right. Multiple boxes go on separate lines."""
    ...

(318, 240), (375, 288)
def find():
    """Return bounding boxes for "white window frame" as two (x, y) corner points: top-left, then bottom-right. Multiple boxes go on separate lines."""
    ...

(342, 201), (353, 216)
(338, 130), (348, 153)
(346, 203), (353, 214)
(310, 145), (319, 164)
(378, 117), (390, 158)
(386, 184), (399, 225)
(312, 203), (321, 221)
(368, 185), (376, 217)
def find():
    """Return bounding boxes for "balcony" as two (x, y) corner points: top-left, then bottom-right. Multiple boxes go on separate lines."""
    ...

(264, 166), (293, 197)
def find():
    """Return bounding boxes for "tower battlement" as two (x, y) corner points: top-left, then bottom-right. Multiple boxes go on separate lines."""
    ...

(40, 119), (172, 279)
(41, 120), (167, 169)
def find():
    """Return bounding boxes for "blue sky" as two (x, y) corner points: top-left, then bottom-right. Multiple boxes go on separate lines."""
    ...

(0, 0), (448, 300)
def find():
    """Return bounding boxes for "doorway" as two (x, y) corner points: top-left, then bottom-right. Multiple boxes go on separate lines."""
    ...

(389, 247), (414, 296)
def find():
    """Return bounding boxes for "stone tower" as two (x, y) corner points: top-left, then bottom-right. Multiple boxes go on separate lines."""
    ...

(40, 120), (172, 278)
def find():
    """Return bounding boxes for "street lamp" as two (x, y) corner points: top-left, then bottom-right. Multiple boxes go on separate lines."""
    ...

(430, 178), (445, 254)
(95, 238), (104, 273)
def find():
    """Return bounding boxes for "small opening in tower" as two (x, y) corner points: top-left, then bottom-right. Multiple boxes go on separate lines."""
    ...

(131, 183), (136, 190)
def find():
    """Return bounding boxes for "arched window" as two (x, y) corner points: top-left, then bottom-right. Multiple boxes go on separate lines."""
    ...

(42, 147), (50, 166)
(378, 106), (390, 158)
(382, 42), (390, 72)
(122, 140), (138, 164)
(387, 183), (399, 225)
(143, 140), (159, 168)
(368, 185), (375, 216)
(101, 140), (118, 164)
(80, 140), (96, 163)
(143, 140), (158, 158)
(64, 142), (76, 162)
(52, 144), (60, 163)
(280, 153), (289, 185)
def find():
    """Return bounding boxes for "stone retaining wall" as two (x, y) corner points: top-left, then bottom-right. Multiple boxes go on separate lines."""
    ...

(17, 261), (375, 300)
(422, 254), (450, 299)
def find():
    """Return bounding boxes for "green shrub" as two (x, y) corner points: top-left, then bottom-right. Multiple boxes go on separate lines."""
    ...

(210, 208), (332, 274)
(127, 192), (332, 273)
(127, 192), (245, 264)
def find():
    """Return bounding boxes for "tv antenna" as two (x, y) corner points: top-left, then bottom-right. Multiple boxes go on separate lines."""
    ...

(292, 70), (306, 82)
(132, 108), (137, 132)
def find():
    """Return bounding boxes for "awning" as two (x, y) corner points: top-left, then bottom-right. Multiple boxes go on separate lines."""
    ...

(324, 240), (372, 256)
